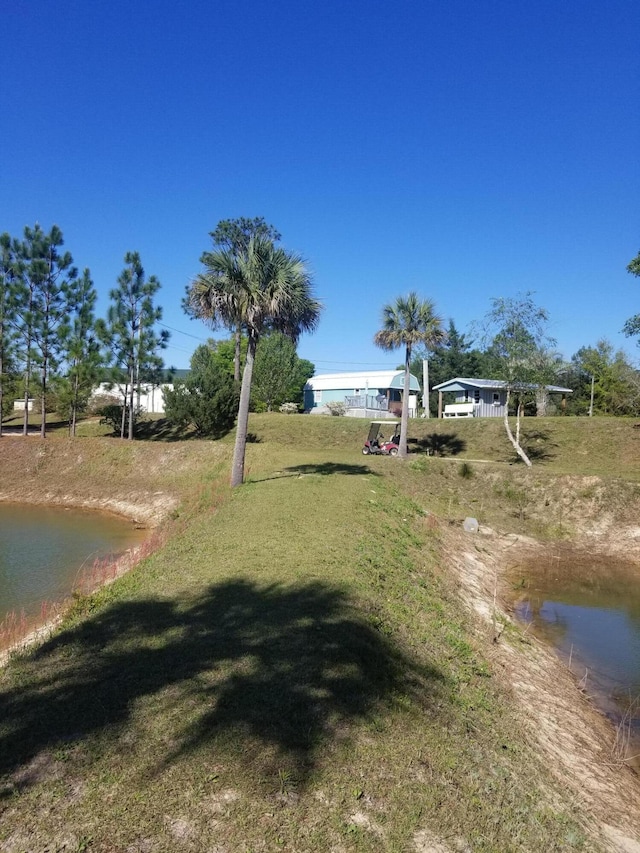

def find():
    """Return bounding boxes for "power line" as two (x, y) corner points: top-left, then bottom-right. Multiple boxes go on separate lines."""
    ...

(158, 322), (209, 341)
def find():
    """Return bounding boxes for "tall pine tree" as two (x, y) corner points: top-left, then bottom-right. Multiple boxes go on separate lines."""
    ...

(99, 252), (169, 440)
(11, 224), (78, 436)
(58, 268), (103, 435)
(0, 234), (18, 434)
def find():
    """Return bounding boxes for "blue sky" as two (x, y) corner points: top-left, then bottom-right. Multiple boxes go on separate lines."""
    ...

(2, 0), (639, 372)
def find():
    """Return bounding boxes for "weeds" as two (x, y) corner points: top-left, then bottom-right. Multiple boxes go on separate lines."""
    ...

(458, 461), (474, 479)
(494, 478), (530, 519)
(611, 696), (640, 766)
(0, 609), (28, 651)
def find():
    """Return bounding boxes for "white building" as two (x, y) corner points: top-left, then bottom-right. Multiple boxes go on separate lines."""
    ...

(304, 370), (421, 418)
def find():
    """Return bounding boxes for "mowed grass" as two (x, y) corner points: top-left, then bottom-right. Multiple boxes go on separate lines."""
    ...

(2, 413), (636, 851)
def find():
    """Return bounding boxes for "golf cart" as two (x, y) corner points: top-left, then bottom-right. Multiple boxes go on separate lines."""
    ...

(362, 421), (401, 456)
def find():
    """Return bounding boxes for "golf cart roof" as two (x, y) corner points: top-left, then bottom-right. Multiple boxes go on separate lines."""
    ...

(369, 421), (400, 425)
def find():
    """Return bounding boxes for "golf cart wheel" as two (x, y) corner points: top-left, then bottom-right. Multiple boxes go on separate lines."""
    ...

(362, 446), (370, 455)
(389, 447), (399, 456)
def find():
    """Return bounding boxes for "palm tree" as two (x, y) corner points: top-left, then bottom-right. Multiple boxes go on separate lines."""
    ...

(188, 235), (322, 486)
(374, 293), (445, 459)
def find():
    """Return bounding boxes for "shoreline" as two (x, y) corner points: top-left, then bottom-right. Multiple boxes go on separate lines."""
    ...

(0, 496), (171, 667)
(444, 522), (640, 847)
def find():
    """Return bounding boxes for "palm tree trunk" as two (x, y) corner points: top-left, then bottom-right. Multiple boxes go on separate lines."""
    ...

(399, 344), (411, 458)
(234, 326), (241, 383)
(231, 334), (257, 486)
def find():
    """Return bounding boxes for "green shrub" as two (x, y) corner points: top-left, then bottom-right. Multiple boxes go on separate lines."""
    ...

(163, 347), (239, 438)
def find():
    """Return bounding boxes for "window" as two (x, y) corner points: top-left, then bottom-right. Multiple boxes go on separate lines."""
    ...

(314, 390), (322, 403)
(463, 390), (470, 402)
(493, 392), (500, 405)
(474, 389), (480, 404)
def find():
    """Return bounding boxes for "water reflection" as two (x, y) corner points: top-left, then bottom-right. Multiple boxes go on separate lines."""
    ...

(510, 547), (640, 764)
(0, 503), (146, 622)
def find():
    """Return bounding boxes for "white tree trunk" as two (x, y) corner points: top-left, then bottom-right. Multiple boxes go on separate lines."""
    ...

(503, 388), (532, 467)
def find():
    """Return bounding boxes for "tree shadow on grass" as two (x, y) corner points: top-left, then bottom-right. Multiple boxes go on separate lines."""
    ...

(132, 418), (235, 443)
(515, 428), (558, 463)
(414, 433), (467, 457)
(251, 462), (378, 482)
(284, 462), (377, 477)
(133, 417), (197, 441)
(0, 580), (442, 793)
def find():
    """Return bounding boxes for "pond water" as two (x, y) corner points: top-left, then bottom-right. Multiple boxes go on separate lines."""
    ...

(510, 547), (640, 763)
(0, 503), (147, 626)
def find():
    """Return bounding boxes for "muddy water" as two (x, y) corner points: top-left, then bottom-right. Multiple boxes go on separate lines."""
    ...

(0, 503), (147, 623)
(509, 547), (640, 763)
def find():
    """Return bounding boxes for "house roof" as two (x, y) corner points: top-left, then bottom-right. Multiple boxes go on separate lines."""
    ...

(433, 377), (572, 393)
(305, 370), (421, 392)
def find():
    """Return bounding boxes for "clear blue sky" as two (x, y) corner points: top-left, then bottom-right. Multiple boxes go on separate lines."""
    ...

(2, 0), (639, 372)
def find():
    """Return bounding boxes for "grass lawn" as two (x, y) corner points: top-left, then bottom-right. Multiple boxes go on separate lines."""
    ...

(1, 414), (638, 851)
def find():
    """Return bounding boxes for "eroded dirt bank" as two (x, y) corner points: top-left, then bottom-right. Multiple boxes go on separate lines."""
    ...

(0, 436), (215, 660)
(442, 520), (640, 853)
(0, 436), (225, 525)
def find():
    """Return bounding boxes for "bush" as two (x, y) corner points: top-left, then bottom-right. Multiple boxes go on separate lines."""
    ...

(88, 393), (121, 416)
(163, 347), (239, 438)
(458, 462), (474, 479)
(32, 391), (58, 414)
(98, 402), (143, 436)
(98, 403), (125, 433)
(279, 402), (300, 414)
(326, 401), (346, 416)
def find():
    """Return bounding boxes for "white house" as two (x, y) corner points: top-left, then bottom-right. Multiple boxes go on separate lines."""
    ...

(91, 370), (189, 415)
(91, 382), (170, 414)
(304, 370), (421, 418)
(432, 377), (572, 418)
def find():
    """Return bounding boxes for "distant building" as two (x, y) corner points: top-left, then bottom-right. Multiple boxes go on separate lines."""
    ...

(91, 369), (190, 415)
(304, 370), (421, 418)
(432, 377), (572, 418)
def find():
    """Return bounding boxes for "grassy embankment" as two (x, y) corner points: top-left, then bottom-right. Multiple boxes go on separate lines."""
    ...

(0, 414), (639, 852)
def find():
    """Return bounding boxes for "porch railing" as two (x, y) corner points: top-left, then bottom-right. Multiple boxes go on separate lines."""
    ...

(344, 395), (388, 411)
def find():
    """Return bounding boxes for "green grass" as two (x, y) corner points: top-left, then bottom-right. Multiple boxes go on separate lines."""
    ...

(1, 413), (634, 851)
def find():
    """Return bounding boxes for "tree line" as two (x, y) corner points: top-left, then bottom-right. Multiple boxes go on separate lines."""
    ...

(2, 216), (637, 482)
(0, 224), (169, 438)
(409, 293), (640, 421)
(373, 254), (639, 467)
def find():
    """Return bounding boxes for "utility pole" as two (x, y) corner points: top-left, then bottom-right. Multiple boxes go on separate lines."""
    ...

(422, 359), (430, 418)
(588, 374), (595, 417)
